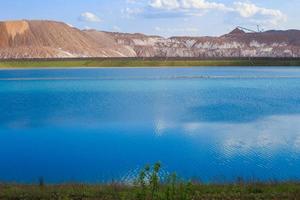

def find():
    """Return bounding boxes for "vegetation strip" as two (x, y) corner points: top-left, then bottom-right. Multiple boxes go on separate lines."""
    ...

(1, 58), (300, 68)
(1, 163), (299, 200)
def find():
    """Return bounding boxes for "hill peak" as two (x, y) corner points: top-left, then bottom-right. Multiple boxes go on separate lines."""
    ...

(228, 28), (246, 35)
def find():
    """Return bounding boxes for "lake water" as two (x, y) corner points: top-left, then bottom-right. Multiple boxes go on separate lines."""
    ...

(0, 67), (300, 184)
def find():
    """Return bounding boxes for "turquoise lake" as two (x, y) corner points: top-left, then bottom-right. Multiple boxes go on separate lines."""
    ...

(0, 67), (300, 183)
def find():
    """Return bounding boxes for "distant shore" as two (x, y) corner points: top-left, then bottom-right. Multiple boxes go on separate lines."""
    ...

(1, 57), (300, 68)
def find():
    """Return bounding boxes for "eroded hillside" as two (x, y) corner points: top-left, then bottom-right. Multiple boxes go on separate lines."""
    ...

(1, 20), (300, 59)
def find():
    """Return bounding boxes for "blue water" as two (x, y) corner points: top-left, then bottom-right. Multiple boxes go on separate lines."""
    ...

(0, 67), (300, 183)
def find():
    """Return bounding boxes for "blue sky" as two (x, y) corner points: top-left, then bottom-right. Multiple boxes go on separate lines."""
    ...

(0, 0), (299, 36)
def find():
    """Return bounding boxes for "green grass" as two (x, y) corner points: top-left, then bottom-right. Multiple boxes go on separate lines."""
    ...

(1, 163), (300, 200)
(1, 183), (300, 200)
(1, 58), (300, 68)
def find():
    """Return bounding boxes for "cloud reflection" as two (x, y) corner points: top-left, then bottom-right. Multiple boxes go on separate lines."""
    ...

(155, 114), (300, 157)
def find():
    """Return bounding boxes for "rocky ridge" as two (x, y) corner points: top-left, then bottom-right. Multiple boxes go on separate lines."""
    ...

(1, 20), (300, 59)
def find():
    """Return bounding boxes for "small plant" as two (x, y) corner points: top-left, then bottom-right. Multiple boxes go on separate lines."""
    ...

(135, 164), (150, 200)
(150, 162), (161, 200)
(135, 162), (162, 200)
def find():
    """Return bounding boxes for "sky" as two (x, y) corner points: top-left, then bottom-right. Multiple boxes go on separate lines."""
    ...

(0, 0), (299, 37)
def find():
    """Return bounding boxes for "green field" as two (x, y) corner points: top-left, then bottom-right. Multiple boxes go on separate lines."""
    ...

(1, 58), (300, 68)
(1, 163), (299, 200)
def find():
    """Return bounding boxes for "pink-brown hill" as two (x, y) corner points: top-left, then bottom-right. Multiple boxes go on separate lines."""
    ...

(1, 20), (300, 59)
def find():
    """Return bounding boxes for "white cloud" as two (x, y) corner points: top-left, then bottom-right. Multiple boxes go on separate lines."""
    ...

(180, 0), (230, 11)
(150, 0), (181, 9)
(233, 2), (287, 25)
(147, 0), (287, 25)
(122, 7), (143, 18)
(79, 12), (101, 22)
(149, 0), (230, 11)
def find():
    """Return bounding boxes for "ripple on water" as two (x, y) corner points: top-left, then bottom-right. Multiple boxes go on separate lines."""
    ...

(0, 67), (300, 183)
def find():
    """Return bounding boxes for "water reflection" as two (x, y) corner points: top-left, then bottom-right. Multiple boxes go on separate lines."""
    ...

(185, 115), (300, 155)
(0, 67), (300, 183)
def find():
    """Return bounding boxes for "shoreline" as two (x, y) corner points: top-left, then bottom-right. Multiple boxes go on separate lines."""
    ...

(1, 182), (299, 199)
(1, 66), (299, 71)
(1, 58), (300, 68)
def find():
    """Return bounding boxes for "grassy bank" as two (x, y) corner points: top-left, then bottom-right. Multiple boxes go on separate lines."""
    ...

(1, 58), (300, 68)
(1, 182), (300, 200)
(1, 163), (299, 200)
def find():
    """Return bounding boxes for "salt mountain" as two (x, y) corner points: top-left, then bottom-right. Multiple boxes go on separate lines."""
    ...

(1, 20), (300, 59)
